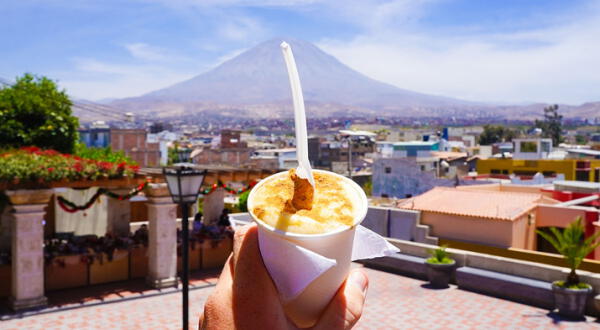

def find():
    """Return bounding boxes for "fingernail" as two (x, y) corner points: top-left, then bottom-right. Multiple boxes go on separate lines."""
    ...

(349, 270), (368, 293)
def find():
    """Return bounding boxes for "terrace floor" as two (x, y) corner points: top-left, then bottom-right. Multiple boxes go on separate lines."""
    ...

(1, 264), (598, 329)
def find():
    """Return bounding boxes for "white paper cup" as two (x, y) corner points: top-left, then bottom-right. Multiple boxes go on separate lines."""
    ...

(248, 169), (368, 328)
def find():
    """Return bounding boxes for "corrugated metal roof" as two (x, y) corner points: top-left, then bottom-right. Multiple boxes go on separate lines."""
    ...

(398, 187), (544, 221)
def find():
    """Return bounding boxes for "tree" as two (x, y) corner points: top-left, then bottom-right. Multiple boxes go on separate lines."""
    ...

(0, 74), (79, 153)
(535, 104), (563, 146)
(478, 125), (515, 145)
(536, 217), (600, 287)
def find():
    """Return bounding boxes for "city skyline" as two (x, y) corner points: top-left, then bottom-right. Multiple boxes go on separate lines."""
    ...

(2, 0), (599, 104)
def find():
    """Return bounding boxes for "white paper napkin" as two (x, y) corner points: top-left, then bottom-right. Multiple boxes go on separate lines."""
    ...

(258, 225), (399, 302)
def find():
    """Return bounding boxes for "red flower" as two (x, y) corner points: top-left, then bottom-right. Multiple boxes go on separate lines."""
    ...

(21, 146), (40, 153)
(74, 162), (83, 172)
(117, 162), (127, 170)
(47, 167), (55, 172)
(41, 149), (59, 156)
(129, 164), (140, 172)
(98, 161), (113, 171)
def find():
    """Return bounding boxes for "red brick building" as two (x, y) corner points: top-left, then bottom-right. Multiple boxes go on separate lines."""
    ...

(220, 129), (247, 149)
(110, 129), (160, 167)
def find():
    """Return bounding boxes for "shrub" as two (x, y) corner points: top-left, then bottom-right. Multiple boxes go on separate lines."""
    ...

(0, 74), (79, 153)
(536, 217), (600, 287)
(427, 245), (453, 264)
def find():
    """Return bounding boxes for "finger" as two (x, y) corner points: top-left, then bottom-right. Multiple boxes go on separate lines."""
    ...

(232, 223), (255, 268)
(231, 224), (289, 328)
(200, 256), (235, 330)
(313, 269), (368, 330)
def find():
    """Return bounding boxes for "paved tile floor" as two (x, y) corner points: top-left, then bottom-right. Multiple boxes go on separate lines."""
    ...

(1, 265), (599, 329)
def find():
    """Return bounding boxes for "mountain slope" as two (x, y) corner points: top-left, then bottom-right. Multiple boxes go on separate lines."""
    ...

(113, 38), (474, 116)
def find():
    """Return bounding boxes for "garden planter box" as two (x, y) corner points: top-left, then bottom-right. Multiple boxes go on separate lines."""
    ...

(202, 237), (233, 269)
(177, 246), (201, 272)
(130, 246), (148, 279)
(45, 255), (88, 291)
(90, 250), (129, 285)
(0, 264), (11, 297)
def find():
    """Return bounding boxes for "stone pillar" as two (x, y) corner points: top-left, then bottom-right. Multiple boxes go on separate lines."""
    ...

(5, 189), (53, 311)
(145, 184), (178, 288)
(105, 188), (131, 237)
(203, 188), (225, 225)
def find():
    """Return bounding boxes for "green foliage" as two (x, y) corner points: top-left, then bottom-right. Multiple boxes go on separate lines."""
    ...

(427, 245), (454, 264)
(534, 104), (563, 146)
(554, 281), (592, 290)
(478, 125), (516, 145)
(167, 143), (180, 165)
(536, 217), (600, 286)
(575, 135), (587, 145)
(237, 190), (250, 212)
(0, 74), (79, 153)
(0, 146), (139, 183)
(75, 143), (133, 164)
(362, 178), (372, 196)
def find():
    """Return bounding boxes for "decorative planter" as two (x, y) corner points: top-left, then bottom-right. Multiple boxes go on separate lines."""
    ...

(0, 264), (11, 297)
(89, 250), (129, 285)
(0, 177), (147, 191)
(45, 255), (88, 291)
(177, 246), (202, 272)
(552, 282), (592, 319)
(202, 237), (233, 269)
(425, 260), (456, 288)
(129, 246), (149, 279)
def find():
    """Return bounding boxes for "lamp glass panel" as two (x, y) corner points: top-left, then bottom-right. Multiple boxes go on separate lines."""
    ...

(165, 173), (181, 202)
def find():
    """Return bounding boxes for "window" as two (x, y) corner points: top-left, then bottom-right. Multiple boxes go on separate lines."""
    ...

(502, 170), (509, 174)
(541, 141), (551, 153)
(420, 165), (425, 171)
(491, 169), (501, 174)
(385, 167), (391, 174)
(381, 194), (389, 198)
(520, 141), (537, 153)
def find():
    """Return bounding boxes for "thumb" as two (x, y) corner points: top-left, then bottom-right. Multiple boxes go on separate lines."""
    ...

(313, 269), (368, 330)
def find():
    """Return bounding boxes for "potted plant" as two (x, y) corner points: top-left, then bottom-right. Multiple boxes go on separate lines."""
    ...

(425, 245), (455, 288)
(536, 217), (600, 319)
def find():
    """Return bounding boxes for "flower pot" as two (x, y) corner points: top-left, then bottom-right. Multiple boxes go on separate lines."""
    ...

(129, 246), (148, 279)
(202, 237), (233, 269)
(89, 250), (129, 285)
(425, 260), (456, 288)
(45, 255), (88, 291)
(552, 282), (592, 319)
(0, 264), (11, 297)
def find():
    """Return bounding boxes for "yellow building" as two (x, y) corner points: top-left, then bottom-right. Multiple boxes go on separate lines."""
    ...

(477, 159), (600, 182)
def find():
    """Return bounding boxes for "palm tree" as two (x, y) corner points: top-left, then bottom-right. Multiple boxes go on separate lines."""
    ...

(537, 217), (600, 286)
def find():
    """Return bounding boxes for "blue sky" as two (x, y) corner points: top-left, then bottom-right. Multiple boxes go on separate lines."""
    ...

(1, 0), (599, 104)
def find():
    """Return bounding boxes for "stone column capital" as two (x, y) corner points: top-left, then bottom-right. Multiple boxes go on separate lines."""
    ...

(144, 183), (171, 198)
(5, 189), (53, 206)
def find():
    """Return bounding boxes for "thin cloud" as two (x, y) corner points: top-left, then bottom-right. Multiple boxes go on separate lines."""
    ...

(319, 2), (600, 104)
(124, 43), (169, 61)
(62, 57), (196, 100)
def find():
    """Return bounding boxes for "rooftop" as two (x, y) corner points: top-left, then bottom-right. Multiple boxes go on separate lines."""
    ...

(2, 266), (597, 329)
(398, 187), (553, 221)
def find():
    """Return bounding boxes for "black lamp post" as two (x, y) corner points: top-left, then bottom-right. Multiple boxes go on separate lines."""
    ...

(177, 148), (192, 163)
(163, 165), (207, 330)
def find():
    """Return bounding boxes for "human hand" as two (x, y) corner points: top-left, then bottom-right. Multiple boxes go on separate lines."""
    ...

(200, 223), (368, 329)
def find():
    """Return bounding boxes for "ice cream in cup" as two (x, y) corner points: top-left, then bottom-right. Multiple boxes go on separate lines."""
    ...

(248, 168), (368, 328)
